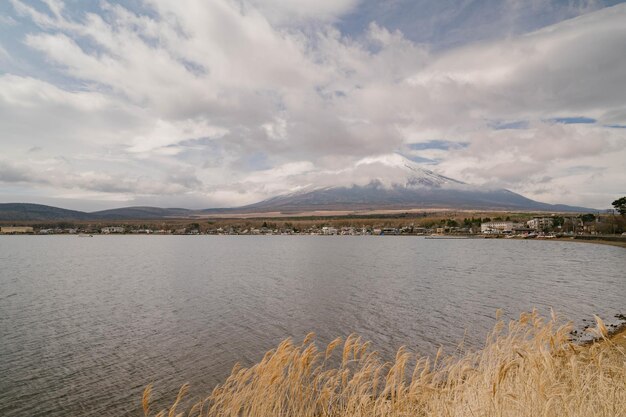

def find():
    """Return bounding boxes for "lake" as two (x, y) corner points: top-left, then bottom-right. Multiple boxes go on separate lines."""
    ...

(0, 236), (624, 416)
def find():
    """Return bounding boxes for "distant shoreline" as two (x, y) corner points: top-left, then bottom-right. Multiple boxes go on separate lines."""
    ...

(2, 233), (626, 248)
(553, 237), (626, 249)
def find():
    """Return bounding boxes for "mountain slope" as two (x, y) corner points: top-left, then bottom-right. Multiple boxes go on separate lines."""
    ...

(91, 206), (194, 219)
(0, 204), (194, 221)
(237, 156), (593, 213)
(0, 203), (93, 221)
(239, 184), (591, 212)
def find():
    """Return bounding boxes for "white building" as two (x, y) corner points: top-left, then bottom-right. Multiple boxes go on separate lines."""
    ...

(322, 226), (338, 235)
(527, 217), (554, 231)
(481, 221), (515, 234)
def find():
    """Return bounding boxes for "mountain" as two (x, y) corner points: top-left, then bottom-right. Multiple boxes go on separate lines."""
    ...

(91, 206), (194, 219)
(0, 204), (197, 221)
(240, 184), (591, 213)
(0, 157), (594, 221)
(0, 203), (94, 221)
(235, 156), (592, 213)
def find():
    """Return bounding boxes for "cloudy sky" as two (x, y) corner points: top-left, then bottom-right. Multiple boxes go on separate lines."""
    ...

(1, 0), (625, 211)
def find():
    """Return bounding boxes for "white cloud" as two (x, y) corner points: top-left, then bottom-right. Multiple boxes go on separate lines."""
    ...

(127, 119), (228, 154)
(407, 5), (626, 122)
(0, 74), (146, 155)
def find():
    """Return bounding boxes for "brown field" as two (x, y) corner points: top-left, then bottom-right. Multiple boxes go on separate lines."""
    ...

(3, 210), (602, 230)
(200, 208), (481, 219)
(142, 311), (625, 417)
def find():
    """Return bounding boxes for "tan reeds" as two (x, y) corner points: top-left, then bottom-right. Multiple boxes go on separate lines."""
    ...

(143, 310), (626, 417)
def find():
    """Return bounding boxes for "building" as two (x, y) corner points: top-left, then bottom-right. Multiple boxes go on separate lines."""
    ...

(101, 226), (125, 234)
(0, 226), (34, 234)
(481, 221), (515, 234)
(513, 227), (534, 235)
(131, 229), (153, 234)
(527, 217), (554, 231)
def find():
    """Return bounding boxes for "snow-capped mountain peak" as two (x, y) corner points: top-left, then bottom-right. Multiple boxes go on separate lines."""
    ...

(238, 153), (591, 213)
(352, 154), (463, 189)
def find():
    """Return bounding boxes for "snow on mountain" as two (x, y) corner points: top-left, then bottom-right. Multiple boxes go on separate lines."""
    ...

(239, 154), (591, 212)
(355, 154), (456, 186)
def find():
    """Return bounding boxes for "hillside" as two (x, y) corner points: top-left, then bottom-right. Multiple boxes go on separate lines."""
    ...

(91, 206), (194, 219)
(0, 203), (94, 221)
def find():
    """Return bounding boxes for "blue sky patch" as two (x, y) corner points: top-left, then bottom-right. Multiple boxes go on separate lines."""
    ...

(489, 120), (529, 130)
(550, 117), (596, 124)
(407, 140), (468, 151)
(337, 0), (625, 50)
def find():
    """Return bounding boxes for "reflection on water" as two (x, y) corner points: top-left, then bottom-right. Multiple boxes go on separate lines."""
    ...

(0, 236), (624, 416)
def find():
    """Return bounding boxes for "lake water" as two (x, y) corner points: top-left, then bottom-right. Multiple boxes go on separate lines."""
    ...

(1, 236), (624, 416)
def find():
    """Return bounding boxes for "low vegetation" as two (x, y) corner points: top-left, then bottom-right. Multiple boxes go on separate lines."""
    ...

(143, 311), (625, 417)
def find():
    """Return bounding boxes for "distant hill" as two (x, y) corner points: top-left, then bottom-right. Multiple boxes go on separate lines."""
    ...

(0, 203), (94, 221)
(91, 206), (194, 219)
(0, 204), (197, 221)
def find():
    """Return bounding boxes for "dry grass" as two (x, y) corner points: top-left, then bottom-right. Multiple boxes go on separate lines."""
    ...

(143, 310), (626, 417)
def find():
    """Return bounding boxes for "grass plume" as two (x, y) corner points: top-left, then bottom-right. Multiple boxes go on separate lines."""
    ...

(143, 310), (626, 417)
